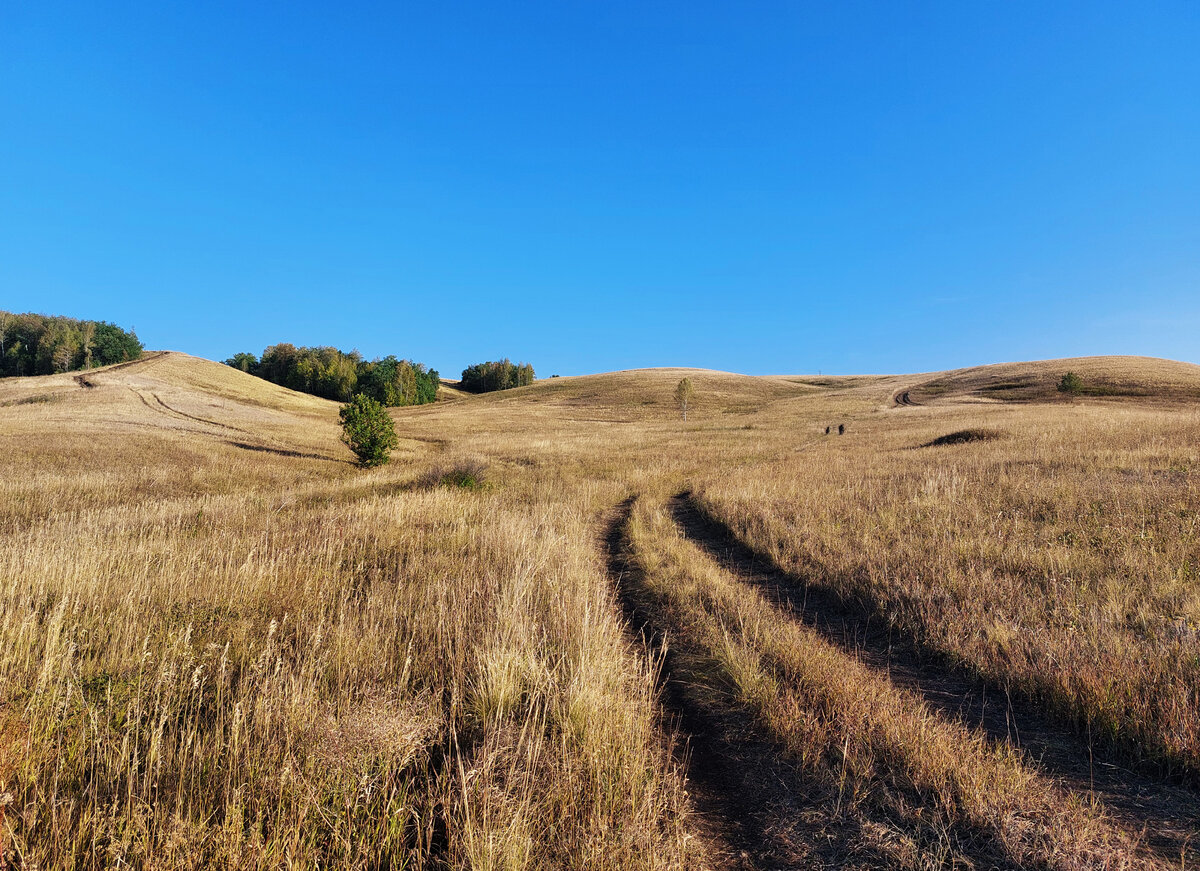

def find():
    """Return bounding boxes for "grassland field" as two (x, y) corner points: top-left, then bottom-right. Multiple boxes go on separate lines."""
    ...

(1, 351), (1198, 870)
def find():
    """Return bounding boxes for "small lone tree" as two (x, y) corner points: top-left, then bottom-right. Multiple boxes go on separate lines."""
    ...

(674, 377), (695, 421)
(339, 393), (398, 467)
(1058, 372), (1084, 395)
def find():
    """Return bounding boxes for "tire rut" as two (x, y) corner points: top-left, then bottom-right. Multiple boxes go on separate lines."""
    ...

(603, 499), (921, 871)
(670, 493), (1200, 867)
(128, 387), (334, 460)
(604, 499), (777, 869)
(75, 351), (168, 388)
(152, 393), (254, 436)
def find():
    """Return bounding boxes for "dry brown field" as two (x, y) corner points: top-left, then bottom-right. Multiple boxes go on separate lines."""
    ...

(1, 351), (1198, 869)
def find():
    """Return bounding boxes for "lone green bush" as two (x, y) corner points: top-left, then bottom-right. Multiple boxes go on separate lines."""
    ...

(1058, 372), (1084, 395)
(339, 394), (399, 467)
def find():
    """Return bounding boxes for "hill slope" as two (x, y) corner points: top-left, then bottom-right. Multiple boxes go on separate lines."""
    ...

(894, 355), (1200, 405)
(0, 351), (343, 459)
(0, 352), (353, 529)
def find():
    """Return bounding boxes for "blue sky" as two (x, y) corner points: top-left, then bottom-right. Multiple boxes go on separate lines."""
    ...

(2, 1), (1198, 376)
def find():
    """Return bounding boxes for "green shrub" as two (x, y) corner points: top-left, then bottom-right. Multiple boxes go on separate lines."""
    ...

(1058, 372), (1084, 395)
(339, 394), (399, 467)
(417, 459), (489, 491)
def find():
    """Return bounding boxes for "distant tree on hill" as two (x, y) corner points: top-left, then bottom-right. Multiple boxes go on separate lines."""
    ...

(1058, 372), (1084, 395)
(225, 344), (439, 406)
(674, 377), (695, 421)
(459, 359), (534, 393)
(0, 310), (142, 377)
(90, 322), (143, 366)
(224, 352), (259, 373)
(414, 363), (440, 404)
(358, 356), (438, 406)
(339, 394), (399, 467)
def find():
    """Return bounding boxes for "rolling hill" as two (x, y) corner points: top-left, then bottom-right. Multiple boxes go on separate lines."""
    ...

(2, 351), (1198, 869)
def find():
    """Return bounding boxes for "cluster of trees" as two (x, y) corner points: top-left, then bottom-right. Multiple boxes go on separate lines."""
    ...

(225, 344), (439, 406)
(0, 310), (143, 377)
(460, 359), (535, 393)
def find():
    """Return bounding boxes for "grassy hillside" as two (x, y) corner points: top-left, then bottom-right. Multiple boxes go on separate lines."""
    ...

(1, 352), (1197, 869)
(899, 355), (1200, 404)
(0, 352), (350, 534)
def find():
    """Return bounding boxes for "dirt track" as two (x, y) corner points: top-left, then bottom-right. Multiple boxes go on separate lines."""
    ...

(602, 499), (1033, 870)
(603, 499), (781, 870)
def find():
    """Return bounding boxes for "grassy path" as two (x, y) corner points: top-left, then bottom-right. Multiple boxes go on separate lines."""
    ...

(603, 498), (930, 870)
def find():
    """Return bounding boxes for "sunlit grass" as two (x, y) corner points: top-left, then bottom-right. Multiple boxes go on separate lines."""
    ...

(2, 350), (1197, 867)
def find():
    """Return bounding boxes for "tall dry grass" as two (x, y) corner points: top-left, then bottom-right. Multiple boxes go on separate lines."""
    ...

(0, 460), (697, 868)
(695, 404), (1200, 777)
(622, 494), (1152, 870)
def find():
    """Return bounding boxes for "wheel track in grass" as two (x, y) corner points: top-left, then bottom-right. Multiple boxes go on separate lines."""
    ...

(669, 492), (1200, 868)
(602, 498), (980, 871)
(72, 351), (169, 389)
(604, 498), (779, 870)
(123, 384), (344, 461)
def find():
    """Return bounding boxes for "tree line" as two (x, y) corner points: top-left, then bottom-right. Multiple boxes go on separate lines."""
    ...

(225, 344), (440, 406)
(0, 310), (143, 377)
(459, 359), (535, 393)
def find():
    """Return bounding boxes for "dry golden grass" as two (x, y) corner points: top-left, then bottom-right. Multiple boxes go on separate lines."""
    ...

(906, 355), (1200, 404)
(695, 400), (1200, 776)
(1, 351), (1197, 868)
(622, 495), (1150, 869)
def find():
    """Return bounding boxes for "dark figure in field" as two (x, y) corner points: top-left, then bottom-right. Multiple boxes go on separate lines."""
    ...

(825, 426), (830, 435)
(838, 424), (845, 435)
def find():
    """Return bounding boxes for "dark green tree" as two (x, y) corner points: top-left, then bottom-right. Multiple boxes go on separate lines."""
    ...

(224, 352), (259, 373)
(1058, 372), (1084, 395)
(414, 363), (441, 404)
(339, 394), (399, 467)
(91, 322), (143, 365)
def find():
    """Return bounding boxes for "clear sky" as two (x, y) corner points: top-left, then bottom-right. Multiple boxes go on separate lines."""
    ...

(2, 2), (1198, 376)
